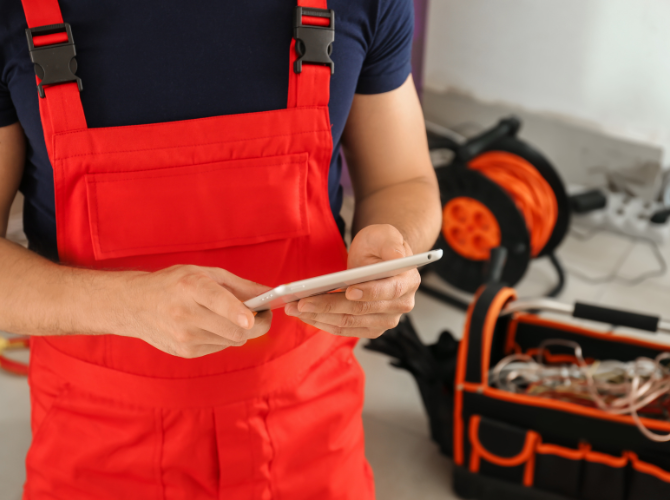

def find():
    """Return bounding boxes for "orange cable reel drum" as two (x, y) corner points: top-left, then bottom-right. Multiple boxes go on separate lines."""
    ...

(430, 117), (571, 293)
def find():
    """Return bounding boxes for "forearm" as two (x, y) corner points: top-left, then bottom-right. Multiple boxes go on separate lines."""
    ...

(352, 176), (441, 253)
(0, 237), (142, 337)
(0, 123), (25, 237)
(341, 76), (441, 254)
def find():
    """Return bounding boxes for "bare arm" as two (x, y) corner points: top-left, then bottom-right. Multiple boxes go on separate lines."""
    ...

(0, 123), (271, 358)
(285, 75), (442, 338)
(0, 122), (24, 237)
(343, 75), (441, 252)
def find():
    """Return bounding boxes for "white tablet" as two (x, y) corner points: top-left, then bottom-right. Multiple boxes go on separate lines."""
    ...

(244, 249), (443, 312)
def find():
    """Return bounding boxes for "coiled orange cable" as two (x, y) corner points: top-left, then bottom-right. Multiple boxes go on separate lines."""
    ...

(469, 151), (558, 257)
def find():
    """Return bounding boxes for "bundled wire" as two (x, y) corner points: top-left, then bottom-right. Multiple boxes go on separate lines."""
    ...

(491, 339), (670, 442)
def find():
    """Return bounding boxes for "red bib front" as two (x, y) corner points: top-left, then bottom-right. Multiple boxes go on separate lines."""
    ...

(20, 1), (374, 497)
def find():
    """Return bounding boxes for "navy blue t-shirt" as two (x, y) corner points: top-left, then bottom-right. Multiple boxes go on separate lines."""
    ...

(0, 0), (413, 261)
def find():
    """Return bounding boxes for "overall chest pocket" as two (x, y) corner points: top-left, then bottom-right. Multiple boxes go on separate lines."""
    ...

(85, 153), (309, 260)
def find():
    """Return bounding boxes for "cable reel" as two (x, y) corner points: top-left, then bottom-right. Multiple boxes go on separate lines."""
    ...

(428, 117), (571, 295)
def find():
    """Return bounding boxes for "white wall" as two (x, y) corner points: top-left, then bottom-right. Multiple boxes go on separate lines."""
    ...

(424, 0), (670, 161)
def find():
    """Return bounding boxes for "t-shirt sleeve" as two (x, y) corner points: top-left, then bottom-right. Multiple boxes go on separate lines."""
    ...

(355, 0), (414, 95)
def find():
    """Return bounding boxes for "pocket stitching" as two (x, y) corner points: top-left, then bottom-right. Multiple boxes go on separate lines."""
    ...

(29, 384), (71, 450)
(26, 384), (72, 499)
(468, 415), (540, 487)
(86, 155), (309, 259)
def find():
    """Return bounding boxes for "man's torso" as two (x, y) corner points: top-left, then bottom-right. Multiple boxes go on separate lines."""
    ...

(0, 0), (413, 259)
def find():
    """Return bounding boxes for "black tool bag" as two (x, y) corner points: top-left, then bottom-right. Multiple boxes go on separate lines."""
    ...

(365, 315), (459, 455)
(367, 284), (670, 500)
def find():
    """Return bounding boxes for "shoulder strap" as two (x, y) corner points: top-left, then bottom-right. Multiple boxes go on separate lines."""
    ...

(20, 0), (87, 142)
(21, 0), (328, 139)
(287, 0), (332, 109)
(21, 0), (64, 29)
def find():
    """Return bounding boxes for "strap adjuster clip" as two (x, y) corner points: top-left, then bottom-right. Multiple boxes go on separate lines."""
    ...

(25, 23), (83, 98)
(293, 7), (335, 75)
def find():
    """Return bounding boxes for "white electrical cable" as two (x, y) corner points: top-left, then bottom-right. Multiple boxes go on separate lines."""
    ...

(492, 339), (670, 442)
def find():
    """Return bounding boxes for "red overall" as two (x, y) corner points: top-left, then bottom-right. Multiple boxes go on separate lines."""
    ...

(20, 1), (375, 498)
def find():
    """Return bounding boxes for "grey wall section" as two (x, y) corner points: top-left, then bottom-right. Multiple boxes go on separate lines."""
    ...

(423, 89), (663, 189)
(423, 0), (670, 161)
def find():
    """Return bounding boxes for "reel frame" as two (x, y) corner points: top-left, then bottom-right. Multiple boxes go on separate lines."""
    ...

(428, 117), (570, 293)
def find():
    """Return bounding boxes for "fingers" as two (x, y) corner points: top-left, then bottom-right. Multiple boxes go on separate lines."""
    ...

(190, 277), (256, 331)
(141, 265), (274, 359)
(167, 329), (240, 359)
(199, 266), (272, 301)
(245, 310), (272, 340)
(345, 269), (420, 303)
(191, 287), (273, 342)
(170, 311), (272, 358)
(286, 308), (401, 331)
(190, 345), (233, 358)
(288, 290), (414, 316)
(282, 248), (420, 340)
(192, 328), (245, 347)
(174, 268), (273, 344)
(190, 305), (253, 343)
(292, 312), (396, 339)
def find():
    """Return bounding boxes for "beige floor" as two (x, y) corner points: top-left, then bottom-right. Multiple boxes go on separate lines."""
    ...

(4, 200), (670, 499)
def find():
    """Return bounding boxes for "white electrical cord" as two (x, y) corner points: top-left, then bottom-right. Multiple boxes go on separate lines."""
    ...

(492, 339), (670, 442)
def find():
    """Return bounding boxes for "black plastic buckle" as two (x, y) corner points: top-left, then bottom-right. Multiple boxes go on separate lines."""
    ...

(293, 7), (335, 75)
(25, 23), (83, 98)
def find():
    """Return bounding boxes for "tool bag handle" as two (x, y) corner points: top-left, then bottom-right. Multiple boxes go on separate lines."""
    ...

(572, 302), (659, 332)
(503, 299), (667, 334)
(462, 284), (518, 385)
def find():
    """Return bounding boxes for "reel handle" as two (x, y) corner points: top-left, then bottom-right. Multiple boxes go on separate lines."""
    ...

(458, 116), (521, 162)
(483, 247), (508, 284)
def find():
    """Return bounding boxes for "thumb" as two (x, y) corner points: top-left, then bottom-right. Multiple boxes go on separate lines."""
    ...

(200, 267), (272, 302)
(348, 224), (410, 268)
(379, 234), (409, 262)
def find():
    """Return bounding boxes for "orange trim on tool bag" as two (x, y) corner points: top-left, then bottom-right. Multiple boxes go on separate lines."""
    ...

(453, 289), (483, 466)
(536, 442), (588, 461)
(524, 449), (537, 487)
(628, 452), (670, 483)
(461, 383), (670, 434)
(515, 313), (670, 352)
(584, 450), (628, 468)
(468, 415), (539, 487)
(480, 287), (517, 386)
(504, 315), (520, 354)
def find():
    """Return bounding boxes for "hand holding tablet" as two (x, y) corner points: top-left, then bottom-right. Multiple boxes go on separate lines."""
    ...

(244, 249), (442, 312)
